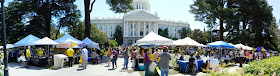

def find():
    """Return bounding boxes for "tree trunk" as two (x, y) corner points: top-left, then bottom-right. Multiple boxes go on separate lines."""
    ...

(55, 25), (62, 39)
(219, 19), (224, 41)
(45, 0), (51, 38)
(84, 0), (91, 38)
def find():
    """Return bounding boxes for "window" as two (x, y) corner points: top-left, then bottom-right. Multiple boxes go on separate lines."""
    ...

(101, 27), (102, 30)
(175, 34), (176, 37)
(131, 31), (133, 36)
(111, 26), (112, 29)
(147, 25), (148, 28)
(140, 31), (143, 36)
(131, 24), (133, 28)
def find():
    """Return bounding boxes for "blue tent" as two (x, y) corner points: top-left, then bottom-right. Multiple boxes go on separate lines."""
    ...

(206, 41), (234, 48)
(14, 34), (40, 47)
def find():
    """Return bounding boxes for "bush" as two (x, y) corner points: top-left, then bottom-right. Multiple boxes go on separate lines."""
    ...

(244, 56), (280, 75)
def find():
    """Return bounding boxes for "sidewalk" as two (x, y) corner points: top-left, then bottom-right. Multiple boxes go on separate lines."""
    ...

(8, 57), (140, 76)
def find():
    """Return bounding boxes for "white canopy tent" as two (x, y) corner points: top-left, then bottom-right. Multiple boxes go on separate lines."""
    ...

(14, 34), (40, 47)
(229, 43), (239, 49)
(82, 37), (99, 48)
(0, 44), (15, 49)
(32, 37), (58, 45)
(235, 44), (246, 49)
(173, 37), (201, 46)
(198, 44), (207, 47)
(55, 34), (84, 48)
(245, 46), (253, 50)
(235, 44), (253, 50)
(136, 31), (173, 45)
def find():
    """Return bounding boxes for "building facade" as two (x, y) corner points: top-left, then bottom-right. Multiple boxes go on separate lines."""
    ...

(91, 0), (190, 46)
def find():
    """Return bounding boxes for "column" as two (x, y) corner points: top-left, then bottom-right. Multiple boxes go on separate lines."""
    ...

(123, 21), (126, 37)
(138, 3), (140, 9)
(156, 22), (159, 34)
(140, 4), (142, 9)
(133, 21), (135, 37)
(138, 21), (140, 37)
(144, 21), (146, 36)
(149, 21), (151, 32)
(126, 21), (129, 37)
(154, 22), (156, 33)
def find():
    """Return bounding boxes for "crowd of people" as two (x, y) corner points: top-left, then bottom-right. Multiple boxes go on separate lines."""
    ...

(1, 45), (280, 76)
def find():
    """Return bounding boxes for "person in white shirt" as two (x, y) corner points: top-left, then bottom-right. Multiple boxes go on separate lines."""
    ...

(81, 46), (88, 69)
(266, 52), (270, 58)
(239, 49), (245, 67)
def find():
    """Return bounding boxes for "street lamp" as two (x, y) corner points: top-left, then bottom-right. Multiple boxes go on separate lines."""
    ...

(1, 0), (9, 76)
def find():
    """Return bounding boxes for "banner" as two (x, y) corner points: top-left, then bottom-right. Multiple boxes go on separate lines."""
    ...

(56, 42), (84, 48)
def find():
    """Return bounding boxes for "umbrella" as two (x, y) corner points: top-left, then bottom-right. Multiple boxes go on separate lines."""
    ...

(254, 46), (267, 52)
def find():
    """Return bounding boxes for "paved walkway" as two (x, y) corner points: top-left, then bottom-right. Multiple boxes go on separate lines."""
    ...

(8, 57), (140, 76)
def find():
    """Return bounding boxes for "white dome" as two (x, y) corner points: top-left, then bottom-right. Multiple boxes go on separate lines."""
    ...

(132, 0), (150, 11)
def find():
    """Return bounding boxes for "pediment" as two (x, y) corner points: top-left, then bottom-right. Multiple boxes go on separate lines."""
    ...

(124, 10), (159, 19)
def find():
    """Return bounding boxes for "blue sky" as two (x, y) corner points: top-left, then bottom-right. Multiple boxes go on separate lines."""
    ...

(74, 0), (280, 30)
(4, 0), (280, 30)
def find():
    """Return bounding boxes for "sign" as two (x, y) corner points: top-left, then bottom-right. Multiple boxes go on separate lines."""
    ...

(57, 44), (73, 48)
(56, 42), (83, 48)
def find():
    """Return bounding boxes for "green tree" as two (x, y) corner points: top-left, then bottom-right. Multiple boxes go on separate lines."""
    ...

(0, 2), (28, 44)
(113, 25), (123, 45)
(84, 0), (134, 38)
(158, 28), (163, 36)
(90, 24), (108, 45)
(171, 37), (178, 40)
(17, 0), (81, 38)
(178, 27), (191, 39)
(67, 22), (108, 45)
(68, 21), (85, 40)
(190, 0), (238, 41)
(158, 28), (169, 38)
(189, 29), (211, 44)
(163, 28), (169, 38)
(109, 39), (118, 47)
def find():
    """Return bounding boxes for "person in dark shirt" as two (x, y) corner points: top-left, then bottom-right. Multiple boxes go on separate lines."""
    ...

(187, 54), (196, 74)
(189, 54), (195, 65)
(179, 52), (184, 60)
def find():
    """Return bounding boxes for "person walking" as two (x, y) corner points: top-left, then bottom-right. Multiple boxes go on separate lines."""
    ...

(239, 49), (245, 67)
(123, 47), (129, 69)
(157, 46), (171, 76)
(107, 48), (112, 67)
(112, 48), (118, 69)
(131, 49), (136, 68)
(66, 48), (75, 67)
(81, 47), (88, 69)
(143, 49), (151, 76)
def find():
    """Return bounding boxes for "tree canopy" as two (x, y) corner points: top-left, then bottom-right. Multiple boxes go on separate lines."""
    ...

(191, 0), (279, 51)
(178, 27), (191, 39)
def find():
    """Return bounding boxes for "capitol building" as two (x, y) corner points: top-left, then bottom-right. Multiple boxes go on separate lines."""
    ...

(91, 0), (190, 46)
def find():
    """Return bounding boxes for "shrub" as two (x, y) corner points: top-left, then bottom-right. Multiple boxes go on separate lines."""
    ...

(244, 56), (280, 75)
